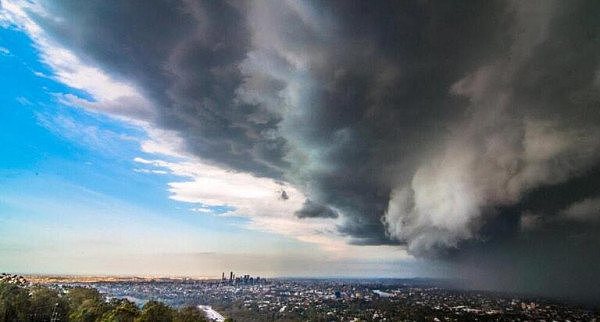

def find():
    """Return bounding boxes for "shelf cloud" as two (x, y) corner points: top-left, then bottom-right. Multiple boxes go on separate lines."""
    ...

(6, 0), (600, 302)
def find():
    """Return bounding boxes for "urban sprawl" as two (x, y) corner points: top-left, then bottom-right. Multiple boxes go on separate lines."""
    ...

(10, 272), (596, 321)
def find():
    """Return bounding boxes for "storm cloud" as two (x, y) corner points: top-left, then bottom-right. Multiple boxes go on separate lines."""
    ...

(295, 200), (338, 219)
(13, 0), (600, 302)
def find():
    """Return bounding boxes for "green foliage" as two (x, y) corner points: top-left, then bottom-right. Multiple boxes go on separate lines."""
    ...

(67, 287), (104, 309)
(0, 281), (207, 322)
(29, 286), (69, 322)
(67, 287), (109, 322)
(173, 306), (207, 322)
(69, 298), (109, 322)
(101, 298), (140, 322)
(136, 300), (174, 322)
(0, 281), (31, 322)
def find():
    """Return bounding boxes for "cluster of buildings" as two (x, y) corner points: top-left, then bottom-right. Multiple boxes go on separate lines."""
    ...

(220, 271), (263, 285)
(44, 277), (599, 321)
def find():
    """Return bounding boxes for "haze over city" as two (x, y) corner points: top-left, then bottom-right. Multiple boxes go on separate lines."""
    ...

(1, 0), (599, 308)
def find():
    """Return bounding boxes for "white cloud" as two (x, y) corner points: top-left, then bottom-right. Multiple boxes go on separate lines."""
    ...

(1, 1), (155, 122)
(191, 207), (214, 214)
(139, 127), (190, 159)
(133, 168), (168, 175)
(133, 154), (409, 260)
(36, 112), (137, 154)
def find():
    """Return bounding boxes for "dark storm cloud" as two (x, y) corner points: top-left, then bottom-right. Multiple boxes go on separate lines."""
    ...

(32, 0), (287, 178)
(295, 200), (338, 219)
(384, 0), (600, 254)
(27, 0), (600, 301)
(248, 0), (512, 246)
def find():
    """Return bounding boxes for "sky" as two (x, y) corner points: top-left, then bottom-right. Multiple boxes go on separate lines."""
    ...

(0, 0), (599, 303)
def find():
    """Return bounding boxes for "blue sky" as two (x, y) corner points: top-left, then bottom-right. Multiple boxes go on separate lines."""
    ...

(0, 13), (418, 277)
(0, 25), (219, 231)
(0, 25), (308, 274)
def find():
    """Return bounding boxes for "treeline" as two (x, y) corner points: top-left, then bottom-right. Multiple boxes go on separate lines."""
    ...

(0, 280), (216, 322)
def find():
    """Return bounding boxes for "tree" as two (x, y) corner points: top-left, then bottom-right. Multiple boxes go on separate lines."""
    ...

(0, 281), (31, 322)
(67, 287), (104, 309)
(29, 286), (69, 322)
(69, 298), (109, 322)
(174, 306), (207, 322)
(67, 287), (108, 322)
(136, 300), (174, 322)
(102, 298), (140, 322)
(0, 281), (204, 322)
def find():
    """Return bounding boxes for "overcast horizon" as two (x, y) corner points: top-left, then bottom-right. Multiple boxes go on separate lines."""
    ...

(1, 0), (599, 304)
